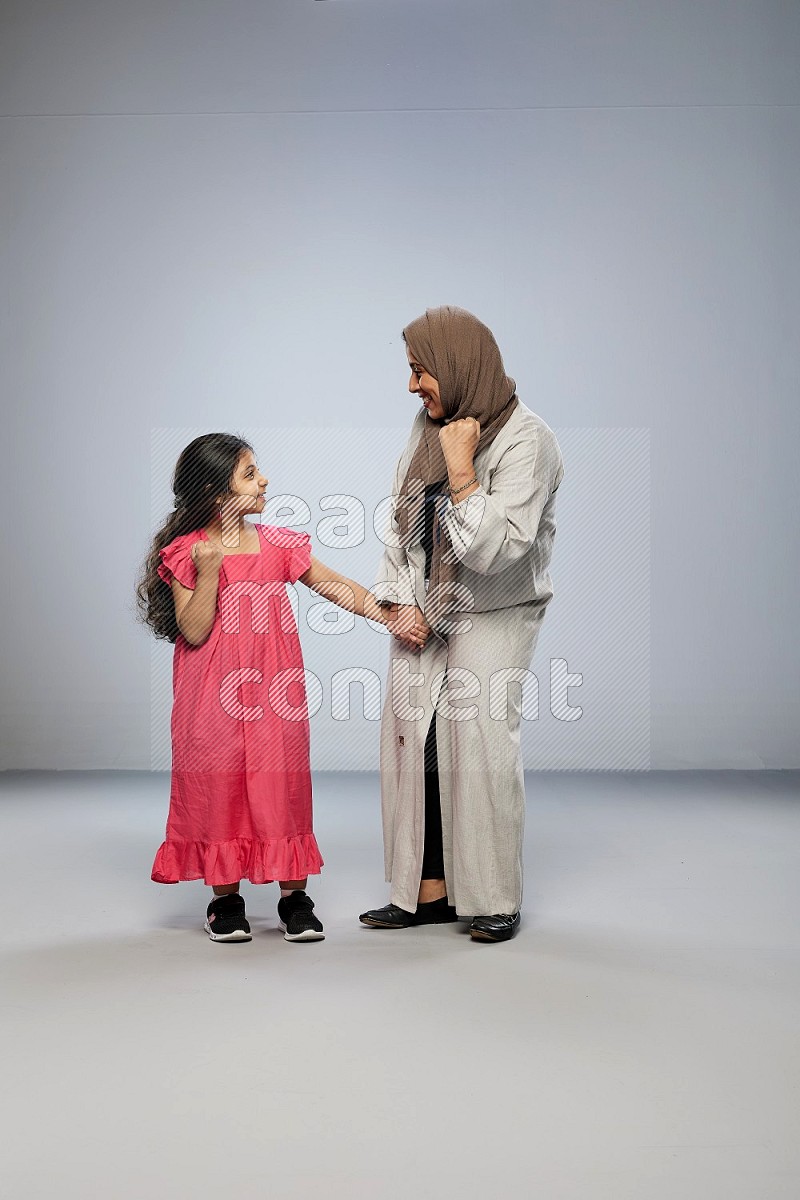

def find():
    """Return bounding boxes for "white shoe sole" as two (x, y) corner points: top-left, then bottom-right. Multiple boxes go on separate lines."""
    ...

(279, 921), (325, 942)
(204, 920), (252, 942)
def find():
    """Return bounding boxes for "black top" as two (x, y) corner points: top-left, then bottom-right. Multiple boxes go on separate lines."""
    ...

(422, 481), (447, 582)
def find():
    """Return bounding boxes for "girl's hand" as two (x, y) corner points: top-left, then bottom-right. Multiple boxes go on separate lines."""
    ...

(364, 593), (392, 625)
(386, 604), (431, 651)
(190, 540), (224, 574)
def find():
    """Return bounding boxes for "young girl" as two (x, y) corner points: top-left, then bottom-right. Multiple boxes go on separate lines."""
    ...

(136, 432), (424, 944)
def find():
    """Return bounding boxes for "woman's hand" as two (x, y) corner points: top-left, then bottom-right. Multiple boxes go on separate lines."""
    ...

(383, 603), (432, 651)
(439, 417), (480, 473)
(191, 540), (224, 574)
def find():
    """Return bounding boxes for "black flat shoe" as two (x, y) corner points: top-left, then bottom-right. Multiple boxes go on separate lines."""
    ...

(359, 897), (459, 929)
(469, 913), (520, 942)
(359, 902), (415, 928)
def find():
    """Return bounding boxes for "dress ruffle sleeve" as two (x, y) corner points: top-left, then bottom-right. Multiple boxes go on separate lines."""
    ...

(282, 530), (312, 585)
(157, 537), (198, 590)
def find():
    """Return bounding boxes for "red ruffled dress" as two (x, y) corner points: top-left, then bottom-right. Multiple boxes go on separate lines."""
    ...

(151, 523), (323, 886)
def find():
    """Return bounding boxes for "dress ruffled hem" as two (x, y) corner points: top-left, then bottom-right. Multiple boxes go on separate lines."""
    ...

(151, 834), (324, 885)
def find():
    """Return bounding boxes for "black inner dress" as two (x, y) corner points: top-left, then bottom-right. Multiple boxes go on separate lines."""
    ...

(420, 481), (446, 881)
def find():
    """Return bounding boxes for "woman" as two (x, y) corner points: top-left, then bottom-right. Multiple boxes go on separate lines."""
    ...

(361, 306), (564, 943)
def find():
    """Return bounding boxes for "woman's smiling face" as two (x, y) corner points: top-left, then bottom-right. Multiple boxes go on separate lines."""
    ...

(406, 346), (445, 420)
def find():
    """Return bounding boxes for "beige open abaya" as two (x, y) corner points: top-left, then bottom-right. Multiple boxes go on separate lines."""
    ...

(373, 393), (564, 916)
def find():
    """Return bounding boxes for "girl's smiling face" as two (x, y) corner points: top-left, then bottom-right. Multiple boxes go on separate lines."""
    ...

(407, 347), (445, 420)
(218, 449), (269, 513)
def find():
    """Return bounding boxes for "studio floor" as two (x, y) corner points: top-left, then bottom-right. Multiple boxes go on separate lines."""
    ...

(1, 769), (798, 1200)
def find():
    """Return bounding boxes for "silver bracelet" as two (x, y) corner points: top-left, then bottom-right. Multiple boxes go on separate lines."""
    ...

(449, 475), (478, 495)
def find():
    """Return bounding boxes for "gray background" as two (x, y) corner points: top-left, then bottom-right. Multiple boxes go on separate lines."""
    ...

(1, 0), (797, 771)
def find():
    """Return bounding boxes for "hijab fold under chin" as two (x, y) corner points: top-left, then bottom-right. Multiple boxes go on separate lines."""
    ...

(395, 306), (519, 633)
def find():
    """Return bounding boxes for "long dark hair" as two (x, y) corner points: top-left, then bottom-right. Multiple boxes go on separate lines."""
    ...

(136, 432), (253, 643)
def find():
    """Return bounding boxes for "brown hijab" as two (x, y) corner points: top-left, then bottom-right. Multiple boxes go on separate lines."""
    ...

(396, 306), (519, 632)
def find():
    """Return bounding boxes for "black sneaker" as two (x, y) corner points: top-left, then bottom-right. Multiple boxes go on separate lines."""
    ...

(277, 891), (325, 942)
(204, 893), (252, 942)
